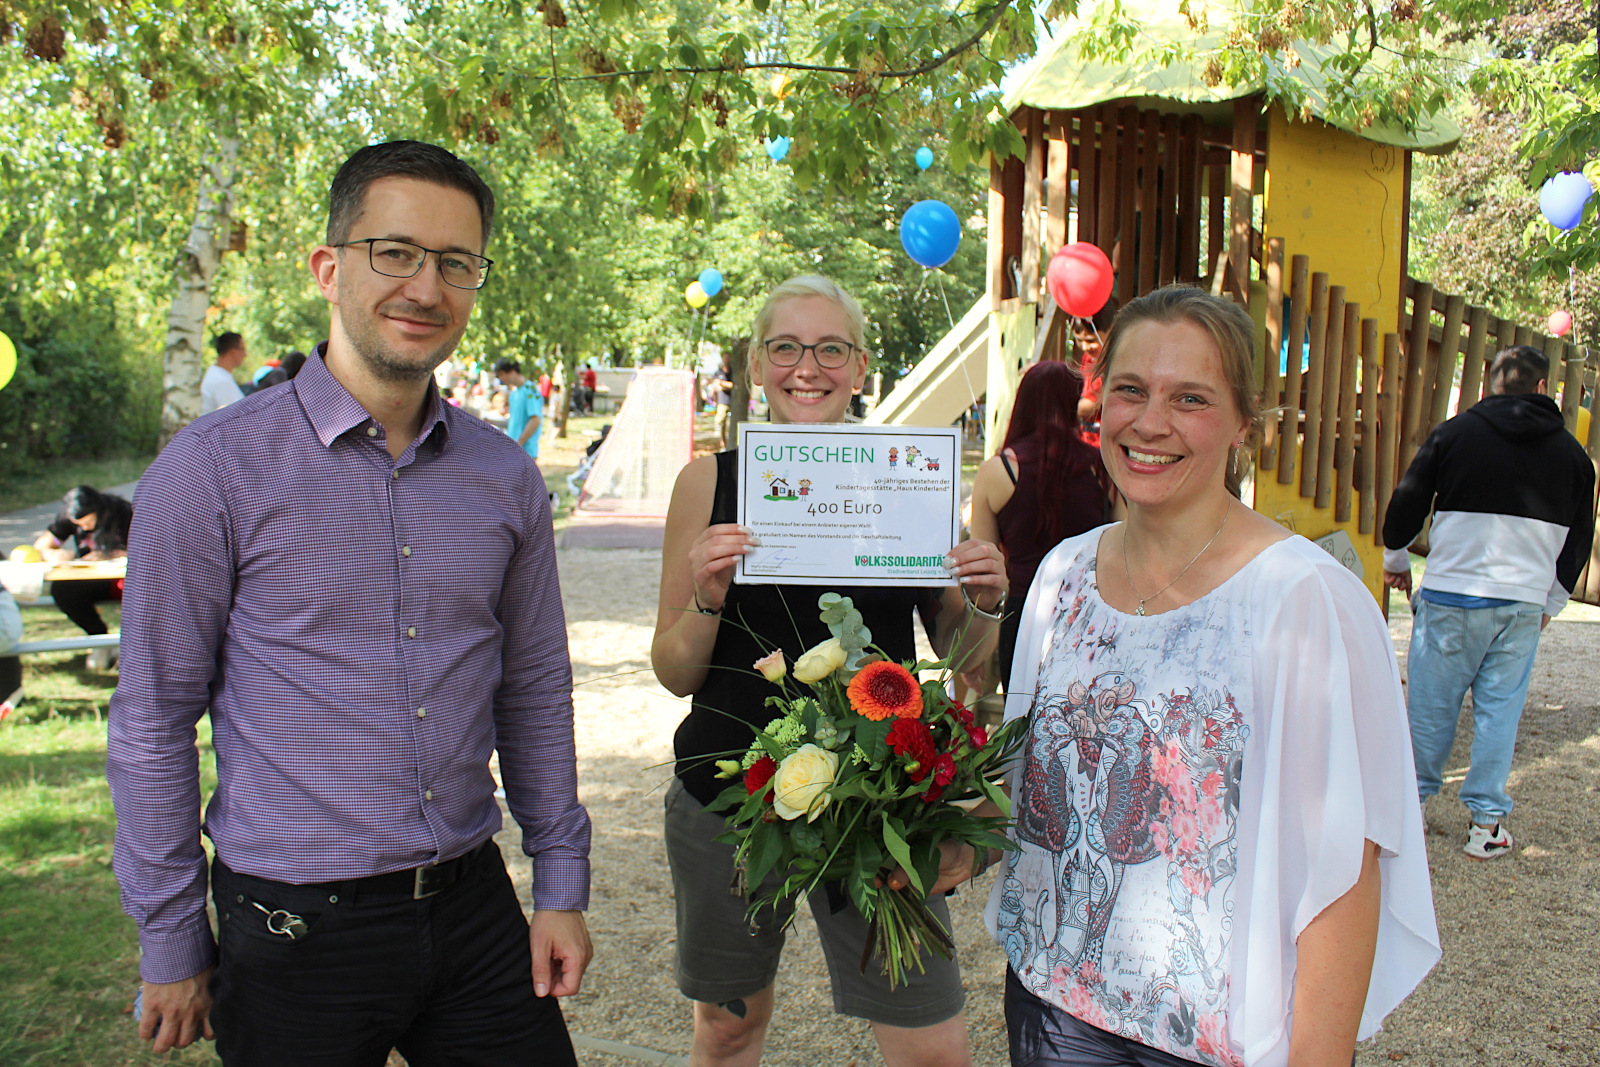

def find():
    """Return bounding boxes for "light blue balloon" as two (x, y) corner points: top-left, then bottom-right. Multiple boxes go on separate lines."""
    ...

(698, 268), (723, 298)
(1539, 171), (1592, 231)
(766, 136), (790, 162)
(899, 200), (961, 269)
(914, 146), (933, 170)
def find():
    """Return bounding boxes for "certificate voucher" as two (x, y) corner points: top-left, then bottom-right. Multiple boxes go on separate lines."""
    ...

(736, 423), (961, 586)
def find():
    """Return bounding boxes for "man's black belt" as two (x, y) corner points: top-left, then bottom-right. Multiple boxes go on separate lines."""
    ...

(334, 838), (494, 900)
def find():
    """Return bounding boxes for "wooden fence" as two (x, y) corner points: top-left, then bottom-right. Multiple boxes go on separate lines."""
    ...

(1255, 241), (1600, 605)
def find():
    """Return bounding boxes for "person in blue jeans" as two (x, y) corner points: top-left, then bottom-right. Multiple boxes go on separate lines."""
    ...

(1383, 345), (1595, 859)
(494, 357), (544, 460)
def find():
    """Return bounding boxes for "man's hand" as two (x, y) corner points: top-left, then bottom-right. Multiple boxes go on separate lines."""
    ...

(1541, 614), (1551, 631)
(139, 969), (215, 1052)
(1382, 569), (1412, 595)
(529, 910), (592, 998)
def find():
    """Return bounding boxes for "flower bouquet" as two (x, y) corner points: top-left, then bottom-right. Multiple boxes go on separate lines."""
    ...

(707, 592), (1026, 987)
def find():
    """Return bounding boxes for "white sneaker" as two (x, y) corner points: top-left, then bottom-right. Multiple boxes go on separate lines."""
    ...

(1463, 821), (1512, 860)
(86, 645), (118, 671)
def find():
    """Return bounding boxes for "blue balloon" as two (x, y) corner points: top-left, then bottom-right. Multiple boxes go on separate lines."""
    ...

(914, 146), (933, 170)
(766, 136), (790, 162)
(899, 200), (961, 269)
(1540, 171), (1592, 231)
(698, 268), (723, 298)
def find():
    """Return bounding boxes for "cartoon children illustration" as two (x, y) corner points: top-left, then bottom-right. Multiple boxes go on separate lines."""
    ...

(888, 447), (898, 470)
(905, 446), (921, 469)
(798, 479), (812, 497)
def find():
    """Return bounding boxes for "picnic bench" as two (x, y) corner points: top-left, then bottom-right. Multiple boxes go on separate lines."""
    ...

(1, 557), (127, 656)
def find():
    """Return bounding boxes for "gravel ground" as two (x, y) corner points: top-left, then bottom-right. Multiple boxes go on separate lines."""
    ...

(485, 543), (1600, 1067)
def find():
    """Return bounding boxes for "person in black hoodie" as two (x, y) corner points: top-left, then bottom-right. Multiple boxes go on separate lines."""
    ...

(33, 485), (134, 668)
(1382, 345), (1595, 860)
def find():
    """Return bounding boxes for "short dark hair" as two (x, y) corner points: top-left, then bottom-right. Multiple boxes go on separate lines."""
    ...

(494, 358), (521, 374)
(214, 332), (243, 357)
(282, 351), (308, 379)
(326, 141), (495, 249)
(1489, 345), (1549, 395)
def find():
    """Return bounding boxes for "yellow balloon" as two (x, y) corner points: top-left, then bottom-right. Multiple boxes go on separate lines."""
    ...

(685, 281), (709, 308)
(0, 330), (14, 393)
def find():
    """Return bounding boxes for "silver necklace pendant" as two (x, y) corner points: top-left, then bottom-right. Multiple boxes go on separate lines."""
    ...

(1135, 601), (1147, 617)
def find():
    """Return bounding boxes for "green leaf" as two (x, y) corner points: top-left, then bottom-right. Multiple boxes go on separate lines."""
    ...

(881, 817), (922, 896)
(791, 821), (822, 851)
(976, 774), (1011, 817)
(745, 818), (786, 888)
(855, 716), (893, 765)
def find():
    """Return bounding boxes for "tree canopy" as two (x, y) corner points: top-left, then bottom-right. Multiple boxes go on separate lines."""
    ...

(0, 0), (1593, 459)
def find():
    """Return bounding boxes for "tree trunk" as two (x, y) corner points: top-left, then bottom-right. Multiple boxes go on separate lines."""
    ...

(553, 342), (572, 439)
(729, 341), (749, 445)
(159, 129), (239, 449)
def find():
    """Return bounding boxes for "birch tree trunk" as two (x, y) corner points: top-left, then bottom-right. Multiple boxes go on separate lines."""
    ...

(159, 129), (239, 448)
(554, 342), (572, 440)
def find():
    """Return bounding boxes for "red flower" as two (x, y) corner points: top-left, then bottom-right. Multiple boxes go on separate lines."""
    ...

(887, 719), (936, 781)
(848, 661), (924, 721)
(920, 753), (955, 803)
(745, 755), (777, 800)
(950, 701), (974, 727)
(966, 724), (988, 748)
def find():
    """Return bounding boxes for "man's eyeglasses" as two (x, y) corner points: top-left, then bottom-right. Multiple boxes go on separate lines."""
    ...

(762, 339), (857, 368)
(338, 238), (493, 291)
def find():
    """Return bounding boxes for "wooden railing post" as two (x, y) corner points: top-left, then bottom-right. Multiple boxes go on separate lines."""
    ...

(1261, 238), (1285, 470)
(1230, 97), (1258, 309)
(1429, 294), (1465, 429)
(1279, 255), (1310, 486)
(1359, 317), (1379, 534)
(1335, 302), (1360, 522)
(1400, 281), (1433, 470)
(1459, 306), (1489, 413)
(1300, 273), (1331, 499)
(1374, 332), (1402, 544)
(1316, 286), (1348, 510)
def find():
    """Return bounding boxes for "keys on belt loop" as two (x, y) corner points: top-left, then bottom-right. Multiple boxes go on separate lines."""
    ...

(249, 900), (309, 940)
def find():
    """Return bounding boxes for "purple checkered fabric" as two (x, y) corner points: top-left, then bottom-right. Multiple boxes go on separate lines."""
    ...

(108, 352), (590, 984)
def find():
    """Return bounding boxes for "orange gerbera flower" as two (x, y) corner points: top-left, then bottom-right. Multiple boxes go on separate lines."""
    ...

(848, 661), (923, 721)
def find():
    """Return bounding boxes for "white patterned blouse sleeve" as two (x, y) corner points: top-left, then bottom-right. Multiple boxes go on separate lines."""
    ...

(1231, 539), (1441, 1066)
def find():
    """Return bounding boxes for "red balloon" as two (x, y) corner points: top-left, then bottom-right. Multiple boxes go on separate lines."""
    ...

(1047, 243), (1114, 317)
(1548, 309), (1573, 337)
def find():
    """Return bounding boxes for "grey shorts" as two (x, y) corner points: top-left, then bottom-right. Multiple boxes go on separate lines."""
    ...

(663, 777), (966, 1027)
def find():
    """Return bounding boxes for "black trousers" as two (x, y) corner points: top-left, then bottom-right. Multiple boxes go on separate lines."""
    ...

(0, 656), (19, 699)
(211, 842), (578, 1067)
(50, 577), (120, 635)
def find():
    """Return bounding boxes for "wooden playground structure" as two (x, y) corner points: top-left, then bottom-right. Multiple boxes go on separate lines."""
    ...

(971, 2), (1600, 606)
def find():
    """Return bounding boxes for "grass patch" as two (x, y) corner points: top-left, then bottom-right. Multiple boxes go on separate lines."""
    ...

(1, 628), (219, 1065)
(0, 453), (153, 512)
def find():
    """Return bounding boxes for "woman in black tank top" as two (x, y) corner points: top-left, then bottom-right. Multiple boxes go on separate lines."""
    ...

(651, 276), (1007, 1067)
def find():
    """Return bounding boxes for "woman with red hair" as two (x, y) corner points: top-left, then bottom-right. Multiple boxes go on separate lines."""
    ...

(969, 360), (1114, 691)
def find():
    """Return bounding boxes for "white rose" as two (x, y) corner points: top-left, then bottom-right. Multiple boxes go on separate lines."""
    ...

(771, 744), (840, 822)
(792, 637), (847, 684)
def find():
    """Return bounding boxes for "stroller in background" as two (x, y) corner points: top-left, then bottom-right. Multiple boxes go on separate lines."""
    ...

(565, 424), (612, 496)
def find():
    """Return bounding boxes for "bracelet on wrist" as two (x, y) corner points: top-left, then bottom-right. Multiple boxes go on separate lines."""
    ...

(962, 585), (1006, 620)
(693, 593), (723, 617)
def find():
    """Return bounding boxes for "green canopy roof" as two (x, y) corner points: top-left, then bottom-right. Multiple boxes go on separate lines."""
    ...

(1001, 0), (1459, 153)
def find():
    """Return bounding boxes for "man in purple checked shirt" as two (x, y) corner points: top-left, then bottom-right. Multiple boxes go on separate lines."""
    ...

(107, 141), (592, 1066)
